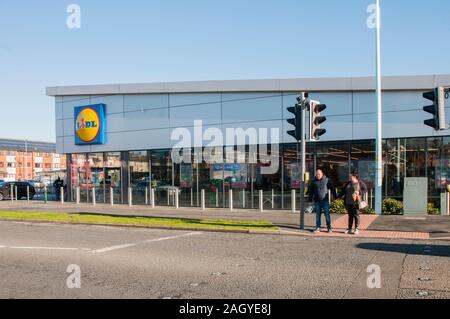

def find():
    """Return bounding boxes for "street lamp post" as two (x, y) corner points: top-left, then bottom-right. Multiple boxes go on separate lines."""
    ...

(375, 0), (383, 215)
(23, 140), (28, 181)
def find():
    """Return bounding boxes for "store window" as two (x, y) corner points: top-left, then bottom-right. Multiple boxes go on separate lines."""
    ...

(351, 140), (376, 205)
(150, 150), (173, 206)
(173, 148), (195, 207)
(316, 142), (350, 190)
(129, 151), (149, 205)
(283, 143), (315, 210)
(254, 144), (282, 209)
(88, 153), (105, 203)
(105, 152), (122, 204)
(70, 153), (87, 202)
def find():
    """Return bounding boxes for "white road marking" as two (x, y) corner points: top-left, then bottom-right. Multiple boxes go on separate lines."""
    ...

(8, 246), (82, 251)
(0, 242), (91, 251)
(90, 231), (202, 254)
(90, 243), (139, 254)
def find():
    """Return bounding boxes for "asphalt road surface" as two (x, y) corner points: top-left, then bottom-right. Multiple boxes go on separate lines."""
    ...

(0, 220), (449, 299)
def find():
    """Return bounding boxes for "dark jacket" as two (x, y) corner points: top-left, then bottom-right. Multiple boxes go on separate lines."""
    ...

(338, 180), (368, 206)
(308, 177), (338, 202)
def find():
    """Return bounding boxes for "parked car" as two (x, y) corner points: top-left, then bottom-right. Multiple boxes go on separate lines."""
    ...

(28, 180), (45, 189)
(0, 181), (36, 201)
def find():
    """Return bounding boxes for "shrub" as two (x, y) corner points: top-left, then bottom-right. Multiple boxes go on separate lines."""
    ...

(330, 199), (347, 215)
(360, 206), (375, 215)
(427, 203), (440, 215)
(382, 198), (403, 215)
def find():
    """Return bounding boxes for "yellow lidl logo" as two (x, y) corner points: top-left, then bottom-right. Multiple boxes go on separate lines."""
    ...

(74, 104), (106, 145)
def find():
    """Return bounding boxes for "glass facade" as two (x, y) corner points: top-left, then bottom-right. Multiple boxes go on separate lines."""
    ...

(129, 151), (150, 205)
(66, 136), (450, 212)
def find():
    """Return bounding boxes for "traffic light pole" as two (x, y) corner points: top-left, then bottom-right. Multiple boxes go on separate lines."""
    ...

(299, 103), (306, 230)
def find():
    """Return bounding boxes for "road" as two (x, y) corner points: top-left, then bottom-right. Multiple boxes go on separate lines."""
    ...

(0, 220), (449, 299)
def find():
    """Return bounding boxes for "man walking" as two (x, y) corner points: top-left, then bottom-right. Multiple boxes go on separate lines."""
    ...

(308, 169), (337, 233)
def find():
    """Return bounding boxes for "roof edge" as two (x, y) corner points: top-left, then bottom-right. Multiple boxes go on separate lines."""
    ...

(46, 74), (450, 96)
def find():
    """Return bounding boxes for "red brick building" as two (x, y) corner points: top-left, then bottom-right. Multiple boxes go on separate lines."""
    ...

(0, 139), (66, 182)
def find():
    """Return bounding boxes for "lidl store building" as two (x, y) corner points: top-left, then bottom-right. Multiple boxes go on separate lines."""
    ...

(46, 75), (450, 211)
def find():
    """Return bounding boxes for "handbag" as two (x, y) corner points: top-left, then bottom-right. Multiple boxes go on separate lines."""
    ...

(358, 200), (368, 210)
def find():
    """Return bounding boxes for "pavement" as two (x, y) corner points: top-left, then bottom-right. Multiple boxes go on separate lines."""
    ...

(0, 200), (449, 241)
(0, 220), (448, 299)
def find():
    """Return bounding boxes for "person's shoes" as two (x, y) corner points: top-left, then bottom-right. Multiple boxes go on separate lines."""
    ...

(313, 228), (321, 233)
(354, 229), (360, 235)
(345, 229), (353, 234)
(327, 228), (333, 234)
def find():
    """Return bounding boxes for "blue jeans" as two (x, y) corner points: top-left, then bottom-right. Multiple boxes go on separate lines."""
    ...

(315, 200), (331, 229)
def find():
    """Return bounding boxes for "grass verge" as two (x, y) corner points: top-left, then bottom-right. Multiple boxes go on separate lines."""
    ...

(0, 211), (278, 231)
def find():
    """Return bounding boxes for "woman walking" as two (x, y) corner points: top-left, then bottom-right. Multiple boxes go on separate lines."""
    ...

(339, 173), (368, 235)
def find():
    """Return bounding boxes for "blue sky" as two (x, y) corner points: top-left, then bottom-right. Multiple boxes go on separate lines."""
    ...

(0, 0), (449, 142)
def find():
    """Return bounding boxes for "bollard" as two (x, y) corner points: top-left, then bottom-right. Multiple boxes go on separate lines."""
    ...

(229, 189), (233, 211)
(191, 188), (194, 207)
(201, 189), (206, 211)
(15, 186), (18, 201)
(10, 184), (14, 204)
(291, 189), (296, 214)
(92, 188), (96, 206)
(370, 189), (373, 208)
(110, 187), (114, 206)
(76, 187), (80, 205)
(145, 187), (148, 205)
(27, 186), (30, 205)
(216, 189), (219, 208)
(44, 187), (48, 204)
(259, 190), (264, 212)
(271, 189), (275, 209)
(128, 188), (132, 207)
(151, 188), (155, 208)
(242, 189), (246, 208)
(175, 188), (179, 209)
(446, 192), (450, 216)
(61, 187), (64, 205)
(167, 189), (170, 206)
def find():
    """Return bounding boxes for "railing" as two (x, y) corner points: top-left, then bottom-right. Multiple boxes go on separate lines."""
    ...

(7, 185), (377, 214)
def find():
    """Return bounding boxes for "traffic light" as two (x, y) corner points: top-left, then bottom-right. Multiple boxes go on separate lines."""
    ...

(286, 100), (302, 141)
(309, 100), (327, 140)
(423, 87), (447, 131)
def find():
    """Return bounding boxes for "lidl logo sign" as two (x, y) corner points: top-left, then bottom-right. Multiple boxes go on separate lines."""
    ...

(74, 104), (106, 145)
